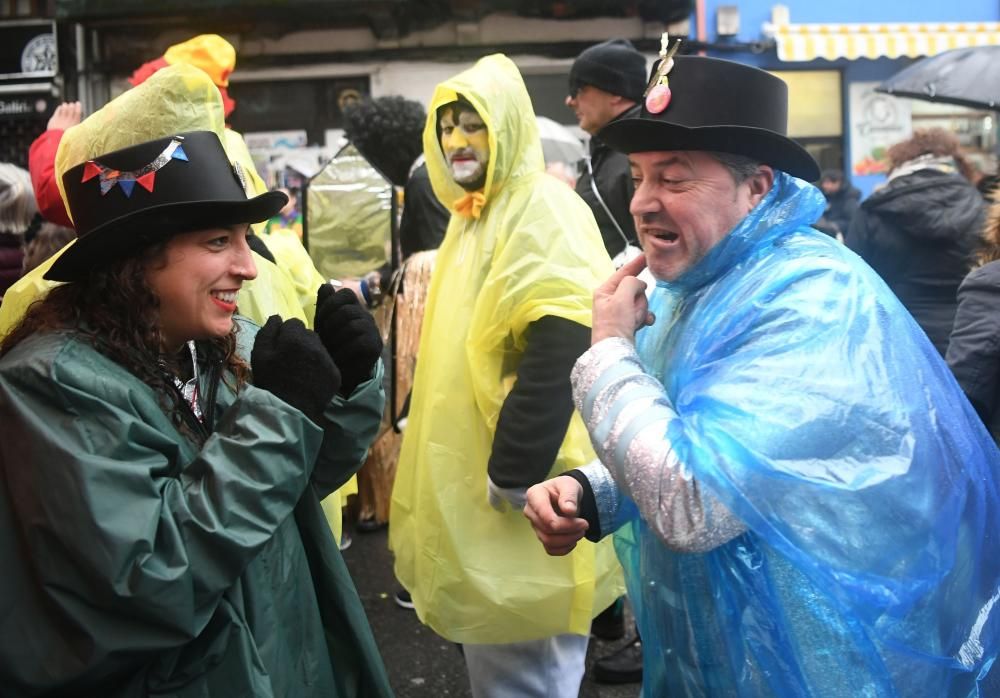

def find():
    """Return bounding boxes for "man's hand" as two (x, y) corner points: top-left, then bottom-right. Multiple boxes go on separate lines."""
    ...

(592, 253), (655, 345)
(47, 102), (82, 131)
(523, 476), (589, 556)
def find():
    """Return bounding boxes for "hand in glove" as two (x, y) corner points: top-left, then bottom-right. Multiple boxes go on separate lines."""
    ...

(487, 476), (528, 513)
(251, 316), (341, 424)
(315, 283), (383, 396)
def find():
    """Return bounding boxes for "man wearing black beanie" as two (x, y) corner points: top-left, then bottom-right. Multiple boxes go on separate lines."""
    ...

(566, 38), (648, 686)
(567, 39), (646, 262)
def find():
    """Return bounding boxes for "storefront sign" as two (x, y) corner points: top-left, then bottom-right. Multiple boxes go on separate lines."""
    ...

(849, 81), (911, 176)
(0, 21), (57, 80)
(0, 94), (51, 120)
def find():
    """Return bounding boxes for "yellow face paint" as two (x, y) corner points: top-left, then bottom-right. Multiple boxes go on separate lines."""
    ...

(439, 106), (490, 189)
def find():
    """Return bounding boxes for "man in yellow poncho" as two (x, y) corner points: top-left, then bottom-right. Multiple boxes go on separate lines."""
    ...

(389, 54), (622, 697)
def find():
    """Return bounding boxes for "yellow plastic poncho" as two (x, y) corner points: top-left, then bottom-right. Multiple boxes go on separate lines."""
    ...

(224, 129), (326, 323)
(390, 54), (623, 644)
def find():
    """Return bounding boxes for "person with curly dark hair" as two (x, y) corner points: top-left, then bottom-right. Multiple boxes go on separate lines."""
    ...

(0, 127), (391, 696)
(344, 95), (449, 258)
(846, 128), (985, 355)
(343, 95), (427, 187)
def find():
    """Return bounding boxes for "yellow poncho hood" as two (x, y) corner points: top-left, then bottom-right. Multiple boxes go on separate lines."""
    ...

(423, 54), (545, 217)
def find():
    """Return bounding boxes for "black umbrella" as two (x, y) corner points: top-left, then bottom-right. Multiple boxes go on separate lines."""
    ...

(876, 45), (1000, 110)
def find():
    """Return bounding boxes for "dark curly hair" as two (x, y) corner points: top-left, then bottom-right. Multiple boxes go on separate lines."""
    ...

(887, 128), (975, 181)
(0, 243), (250, 431)
(342, 96), (427, 186)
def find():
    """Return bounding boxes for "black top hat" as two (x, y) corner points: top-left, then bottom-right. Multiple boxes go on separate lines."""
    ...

(45, 130), (286, 282)
(598, 56), (819, 181)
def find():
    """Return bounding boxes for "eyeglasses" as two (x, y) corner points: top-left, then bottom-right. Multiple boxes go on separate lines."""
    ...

(568, 80), (587, 99)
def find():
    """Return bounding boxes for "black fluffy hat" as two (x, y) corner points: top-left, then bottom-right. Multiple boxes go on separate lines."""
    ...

(46, 130), (286, 282)
(599, 56), (820, 181)
(569, 39), (647, 102)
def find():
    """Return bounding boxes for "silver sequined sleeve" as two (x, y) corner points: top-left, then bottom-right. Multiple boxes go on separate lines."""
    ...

(571, 338), (746, 553)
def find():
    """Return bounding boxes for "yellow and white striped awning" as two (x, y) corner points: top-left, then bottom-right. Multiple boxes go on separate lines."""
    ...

(772, 22), (1000, 62)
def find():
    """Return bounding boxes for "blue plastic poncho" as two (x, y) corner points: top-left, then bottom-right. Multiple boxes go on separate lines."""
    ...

(614, 173), (1000, 696)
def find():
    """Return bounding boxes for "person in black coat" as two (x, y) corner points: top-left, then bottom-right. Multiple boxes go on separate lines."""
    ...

(948, 197), (1000, 441)
(399, 158), (449, 259)
(566, 39), (645, 263)
(814, 169), (860, 239)
(946, 195), (1000, 696)
(846, 128), (984, 356)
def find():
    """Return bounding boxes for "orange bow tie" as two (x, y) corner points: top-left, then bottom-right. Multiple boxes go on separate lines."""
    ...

(454, 191), (486, 219)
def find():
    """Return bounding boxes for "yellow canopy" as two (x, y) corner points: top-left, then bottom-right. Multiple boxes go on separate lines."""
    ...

(772, 20), (1000, 62)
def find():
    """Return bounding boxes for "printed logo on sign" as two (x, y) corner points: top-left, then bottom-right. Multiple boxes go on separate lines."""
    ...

(20, 33), (56, 75)
(0, 100), (32, 116)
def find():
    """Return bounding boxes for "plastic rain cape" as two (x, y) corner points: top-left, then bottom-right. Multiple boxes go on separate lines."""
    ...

(615, 172), (1000, 697)
(390, 54), (623, 644)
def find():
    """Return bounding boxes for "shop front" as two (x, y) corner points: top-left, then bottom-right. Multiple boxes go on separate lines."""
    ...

(767, 13), (1000, 195)
(0, 19), (60, 168)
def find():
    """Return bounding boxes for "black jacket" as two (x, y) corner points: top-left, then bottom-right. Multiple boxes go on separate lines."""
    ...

(576, 111), (638, 258)
(846, 169), (984, 355)
(815, 185), (861, 238)
(399, 162), (449, 259)
(487, 316), (590, 489)
(947, 260), (1000, 443)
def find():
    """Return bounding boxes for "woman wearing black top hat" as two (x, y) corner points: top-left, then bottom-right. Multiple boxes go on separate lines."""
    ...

(0, 129), (393, 696)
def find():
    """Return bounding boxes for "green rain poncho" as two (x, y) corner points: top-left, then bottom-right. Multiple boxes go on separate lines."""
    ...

(0, 318), (393, 696)
(390, 54), (623, 644)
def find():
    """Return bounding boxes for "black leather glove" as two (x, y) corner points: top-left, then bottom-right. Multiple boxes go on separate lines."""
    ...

(251, 315), (341, 424)
(315, 283), (383, 396)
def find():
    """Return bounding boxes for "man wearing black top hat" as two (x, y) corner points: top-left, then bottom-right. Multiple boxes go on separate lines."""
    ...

(524, 43), (1000, 697)
(567, 39), (645, 263)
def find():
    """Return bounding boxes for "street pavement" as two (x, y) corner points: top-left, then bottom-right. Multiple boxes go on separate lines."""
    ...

(341, 524), (641, 698)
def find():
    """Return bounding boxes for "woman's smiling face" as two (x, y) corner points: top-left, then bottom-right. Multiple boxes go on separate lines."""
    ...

(145, 224), (257, 352)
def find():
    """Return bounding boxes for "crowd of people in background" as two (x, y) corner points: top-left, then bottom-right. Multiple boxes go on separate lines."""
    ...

(0, 28), (998, 698)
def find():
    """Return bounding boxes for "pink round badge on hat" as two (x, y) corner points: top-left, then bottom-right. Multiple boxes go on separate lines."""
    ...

(646, 84), (672, 114)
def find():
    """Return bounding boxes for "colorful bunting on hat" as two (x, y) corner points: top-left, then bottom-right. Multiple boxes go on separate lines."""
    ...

(644, 33), (681, 115)
(81, 136), (189, 198)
